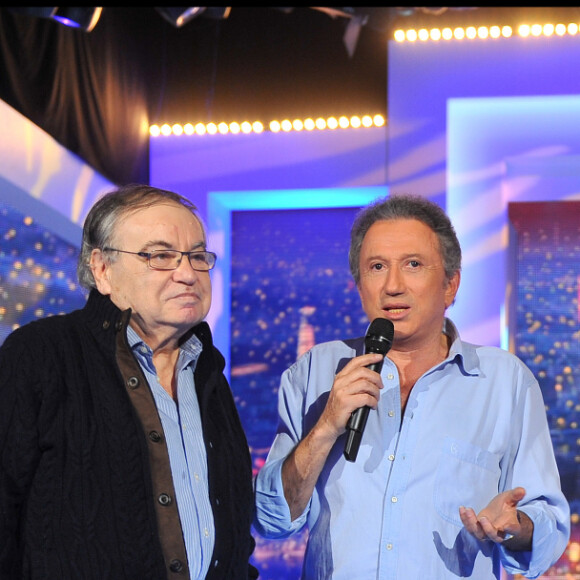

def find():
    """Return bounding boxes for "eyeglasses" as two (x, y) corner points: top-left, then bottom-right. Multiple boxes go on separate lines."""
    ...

(103, 248), (217, 271)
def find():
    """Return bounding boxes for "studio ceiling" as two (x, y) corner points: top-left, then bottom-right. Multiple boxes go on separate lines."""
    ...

(1, 6), (579, 185)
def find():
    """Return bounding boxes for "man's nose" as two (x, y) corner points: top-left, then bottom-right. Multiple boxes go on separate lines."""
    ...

(382, 267), (404, 294)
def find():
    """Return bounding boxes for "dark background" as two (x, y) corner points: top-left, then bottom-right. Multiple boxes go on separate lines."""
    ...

(1, 6), (579, 186)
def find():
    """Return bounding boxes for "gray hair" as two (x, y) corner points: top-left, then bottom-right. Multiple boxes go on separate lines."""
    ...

(348, 194), (462, 285)
(77, 183), (203, 290)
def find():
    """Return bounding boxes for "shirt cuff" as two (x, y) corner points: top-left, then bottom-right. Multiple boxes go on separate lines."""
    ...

(253, 457), (309, 539)
(499, 504), (563, 578)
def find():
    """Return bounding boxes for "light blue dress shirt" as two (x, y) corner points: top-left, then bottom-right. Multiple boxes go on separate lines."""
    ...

(128, 326), (215, 580)
(254, 319), (570, 579)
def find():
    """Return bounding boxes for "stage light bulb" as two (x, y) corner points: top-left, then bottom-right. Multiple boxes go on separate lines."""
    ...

(418, 28), (429, 41)
(430, 28), (441, 40)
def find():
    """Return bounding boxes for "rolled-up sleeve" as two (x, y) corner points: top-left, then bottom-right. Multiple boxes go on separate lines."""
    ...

(254, 353), (316, 539)
(499, 364), (570, 577)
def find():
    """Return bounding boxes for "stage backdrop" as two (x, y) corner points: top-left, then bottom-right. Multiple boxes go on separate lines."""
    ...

(508, 200), (580, 577)
(0, 98), (112, 343)
(388, 32), (580, 348)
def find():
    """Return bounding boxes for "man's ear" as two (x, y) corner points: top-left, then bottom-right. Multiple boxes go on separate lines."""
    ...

(90, 248), (112, 295)
(445, 270), (460, 308)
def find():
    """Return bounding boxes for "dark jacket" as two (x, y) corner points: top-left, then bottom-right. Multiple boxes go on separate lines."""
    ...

(0, 289), (258, 579)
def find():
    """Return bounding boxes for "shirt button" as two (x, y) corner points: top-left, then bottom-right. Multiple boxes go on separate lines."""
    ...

(194, 473), (200, 482)
(169, 559), (184, 572)
(204, 528), (210, 537)
(158, 493), (172, 506)
(391, 496), (398, 503)
(386, 543), (393, 550)
(149, 430), (162, 443)
(388, 454), (395, 461)
(388, 410), (395, 417)
(387, 373), (394, 380)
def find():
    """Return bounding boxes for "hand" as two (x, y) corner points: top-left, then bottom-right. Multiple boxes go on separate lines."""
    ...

(316, 352), (384, 442)
(459, 487), (533, 550)
(282, 352), (385, 520)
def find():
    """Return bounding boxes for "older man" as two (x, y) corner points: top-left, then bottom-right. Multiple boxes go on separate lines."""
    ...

(0, 184), (258, 579)
(254, 194), (569, 579)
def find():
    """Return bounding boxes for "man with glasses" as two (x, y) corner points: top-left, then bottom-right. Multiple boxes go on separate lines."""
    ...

(0, 184), (258, 579)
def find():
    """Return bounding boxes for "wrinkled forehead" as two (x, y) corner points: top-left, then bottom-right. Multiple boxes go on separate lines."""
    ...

(114, 201), (204, 241)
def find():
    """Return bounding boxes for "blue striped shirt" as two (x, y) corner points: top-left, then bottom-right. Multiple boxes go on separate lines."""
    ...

(128, 326), (215, 580)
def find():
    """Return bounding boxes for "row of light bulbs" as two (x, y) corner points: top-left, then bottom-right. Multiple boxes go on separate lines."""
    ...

(394, 21), (580, 42)
(150, 114), (386, 137)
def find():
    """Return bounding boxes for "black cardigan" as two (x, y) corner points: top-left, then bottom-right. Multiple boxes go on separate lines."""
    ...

(0, 289), (258, 579)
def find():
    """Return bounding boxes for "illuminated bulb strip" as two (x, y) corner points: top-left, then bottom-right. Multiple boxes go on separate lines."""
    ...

(149, 114), (386, 137)
(394, 21), (580, 42)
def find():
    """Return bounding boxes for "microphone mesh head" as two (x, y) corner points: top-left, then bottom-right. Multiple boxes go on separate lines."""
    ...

(365, 318), (394, 355)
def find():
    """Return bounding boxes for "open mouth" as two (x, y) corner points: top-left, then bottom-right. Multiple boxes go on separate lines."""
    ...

(385, 307), (407, 314)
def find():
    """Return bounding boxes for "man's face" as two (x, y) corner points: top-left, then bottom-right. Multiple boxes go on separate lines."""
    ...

(357, 218), (459, 351)
(91, 202), (212, 345)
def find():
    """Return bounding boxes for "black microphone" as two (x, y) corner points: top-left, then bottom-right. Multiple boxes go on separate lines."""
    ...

(344, 318), (395, 462)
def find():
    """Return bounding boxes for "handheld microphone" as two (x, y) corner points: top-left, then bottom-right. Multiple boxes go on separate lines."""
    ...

(344, 318), (394, 462)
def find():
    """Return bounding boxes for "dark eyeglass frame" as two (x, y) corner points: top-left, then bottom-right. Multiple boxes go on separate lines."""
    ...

(103, 247), (217, 271)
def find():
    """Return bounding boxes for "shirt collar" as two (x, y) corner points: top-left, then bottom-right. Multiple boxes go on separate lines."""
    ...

(443, 317), (480, 376)
(126, 325), (203, 373)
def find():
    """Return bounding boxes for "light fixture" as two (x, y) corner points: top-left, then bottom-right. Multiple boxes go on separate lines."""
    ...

(311, 7), (370, 58)
(150, 114), (385, 137)
(51, 7), (102, 32)
(155, 7), (231, 28)
(5, 7), (103, 32)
